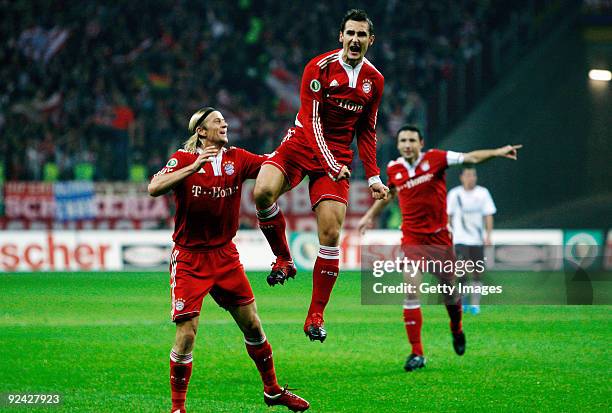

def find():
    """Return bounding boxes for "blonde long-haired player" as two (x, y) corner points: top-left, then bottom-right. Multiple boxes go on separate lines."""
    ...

(149, 108), (309, 413)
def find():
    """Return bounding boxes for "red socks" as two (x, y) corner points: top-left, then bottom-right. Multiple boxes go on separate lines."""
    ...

(245, 337), (282, 395)
(403, 304), (462, 356)
(170, 338), (282, 411)
(446, 304), (463, 333)
(403, 307), (424, 356)
(170, 350), (193, 411)
(257, 203), (291, 261)
(307, 246), (340, 316)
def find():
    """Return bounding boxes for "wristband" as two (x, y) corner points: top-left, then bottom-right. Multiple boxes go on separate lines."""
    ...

(368, 175), (382, 187)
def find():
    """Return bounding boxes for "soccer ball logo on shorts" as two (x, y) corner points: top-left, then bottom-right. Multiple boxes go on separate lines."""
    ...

(223, 161), (235, 176)
(174, 298), (185, 311)
(362, 79), (372, 94)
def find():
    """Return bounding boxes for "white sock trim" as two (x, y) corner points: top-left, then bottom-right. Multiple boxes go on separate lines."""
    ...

(244, 335), (267, 346)
(318, 245), (340, 259)
(170, 349), (193, 364)
(403, 304), (421, 310)
(257, 203), (279, 220)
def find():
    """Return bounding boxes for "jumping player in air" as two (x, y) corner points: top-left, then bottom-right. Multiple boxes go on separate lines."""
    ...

(148, 108), (309, 412)
(253, 9), (389, 343)
(358, 124), (521, 371)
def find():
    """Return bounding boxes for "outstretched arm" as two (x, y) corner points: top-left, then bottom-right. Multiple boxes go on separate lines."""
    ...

(358, 189), (396, 234)
(462, 144), (523, 165)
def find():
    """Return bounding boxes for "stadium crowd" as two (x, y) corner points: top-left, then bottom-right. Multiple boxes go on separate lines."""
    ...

(2, 0), (529, 182)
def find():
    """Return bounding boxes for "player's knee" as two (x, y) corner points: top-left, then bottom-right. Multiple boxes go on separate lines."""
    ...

(176, 335), (195, 353)
(253, 180), (278, 207)
(240, 315), (263, 338)
(242, 313), (263, 337)
(319, 226), (341, 245)
(443, 293), (461, 306)
(175, 326), (197, 353)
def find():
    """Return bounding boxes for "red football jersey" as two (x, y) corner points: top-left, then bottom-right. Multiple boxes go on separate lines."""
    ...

(295, 49), (384, 179)
(387, 149), (463, 235)
(153, 146), (265, 249)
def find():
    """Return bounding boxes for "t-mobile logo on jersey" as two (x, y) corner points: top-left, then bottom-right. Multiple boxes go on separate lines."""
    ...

(192, 185), (202, 197)
(211, 185), (238, 198)
(397, 173), (434, 191)
(331, 97), (364, 113)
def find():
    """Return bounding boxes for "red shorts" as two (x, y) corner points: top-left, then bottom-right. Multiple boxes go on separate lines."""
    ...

(169, 242), (255, 322)
(401, 228), (453, 247)
(401, 229), (456, 281)
(264, 127), (350, 209)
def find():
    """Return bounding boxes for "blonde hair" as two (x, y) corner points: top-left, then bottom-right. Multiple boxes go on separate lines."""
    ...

(183, 107), (215, 152)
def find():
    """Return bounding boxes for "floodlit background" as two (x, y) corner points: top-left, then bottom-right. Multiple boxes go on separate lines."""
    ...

(1, 1), (610, 412)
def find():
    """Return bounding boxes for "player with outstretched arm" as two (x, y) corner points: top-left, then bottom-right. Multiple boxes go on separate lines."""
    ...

(358, 124), (520, 372)
(253, 9), (389, 343)
(148, 108), (309, 413)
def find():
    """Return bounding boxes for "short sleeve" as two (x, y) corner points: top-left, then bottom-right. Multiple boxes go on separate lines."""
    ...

(386, 163), (396, 188)
(447, 188), (458, 215)
(482, 188), (497, 215)
(152, 150), (190, 178)
(426, 149), (454, 171)
(446, 151), (465, 166)
(237, 148), (266, 180)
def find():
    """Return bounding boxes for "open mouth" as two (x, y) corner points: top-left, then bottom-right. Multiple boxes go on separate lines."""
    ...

(349, 44), (361, 54)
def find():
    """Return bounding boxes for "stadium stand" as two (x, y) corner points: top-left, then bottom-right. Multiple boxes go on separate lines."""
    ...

(1, 1), (568, 180)
(3, 0), (601, 229)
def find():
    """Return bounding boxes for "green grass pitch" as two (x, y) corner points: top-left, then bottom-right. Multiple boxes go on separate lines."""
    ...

(1, 271), (610, 412)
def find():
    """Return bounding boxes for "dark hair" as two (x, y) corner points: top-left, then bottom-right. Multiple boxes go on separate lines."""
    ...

(461, 165), (477, 173)
(396, 124), (423, 141)
(339, 9), (374, 35)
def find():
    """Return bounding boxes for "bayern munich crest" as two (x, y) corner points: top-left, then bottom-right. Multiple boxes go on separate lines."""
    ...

(421, 160), (430, 171)
(223, 161), (235, 175)
(174, 298), (185, 311)
(362, 79), (372, 94)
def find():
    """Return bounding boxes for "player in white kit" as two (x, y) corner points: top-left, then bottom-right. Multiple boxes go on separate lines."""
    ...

(447, 167), (496, 314)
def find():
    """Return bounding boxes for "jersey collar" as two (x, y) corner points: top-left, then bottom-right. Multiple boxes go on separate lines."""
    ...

(400, 153), (424, 178)
(338, 49), (364, 88)
(196, 146), (226, 176)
